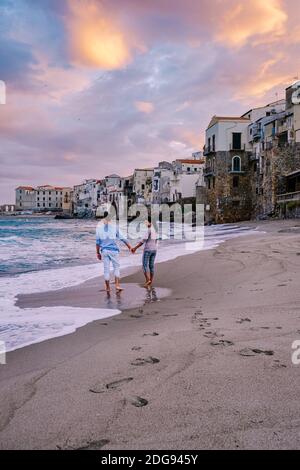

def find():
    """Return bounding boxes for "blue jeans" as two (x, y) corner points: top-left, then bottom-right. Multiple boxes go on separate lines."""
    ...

(142, 250), (157, 275)
(102, 250), (120, 281)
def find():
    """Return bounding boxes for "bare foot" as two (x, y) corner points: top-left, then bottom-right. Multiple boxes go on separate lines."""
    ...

(115, 285), (124, 292)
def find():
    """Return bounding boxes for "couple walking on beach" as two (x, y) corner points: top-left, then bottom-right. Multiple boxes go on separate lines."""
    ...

(96, 213), (158, 293)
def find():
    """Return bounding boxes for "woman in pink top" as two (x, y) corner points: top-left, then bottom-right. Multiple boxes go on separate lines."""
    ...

(132, 216), (158, 287)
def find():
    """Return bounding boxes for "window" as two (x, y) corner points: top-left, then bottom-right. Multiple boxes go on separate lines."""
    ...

(212, 134), (215, 151)
(187, 167), (191, 172)
(37, 203), (40, 207)
(194, 168), (197, 172)
(49, 203), (52, 207)
(153, 180), (159, 191)
(141, 184), (145, 190)
(208, 137), (211, 151)
(43, 203), (45, 207)
(232, 132), (242, 150)
(232, 156), (241, 172)
(37, 197), (39, 201)
(233, 175), (239, 188)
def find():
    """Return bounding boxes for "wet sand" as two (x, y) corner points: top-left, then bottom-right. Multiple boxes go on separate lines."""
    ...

(1, 219), (300, 449)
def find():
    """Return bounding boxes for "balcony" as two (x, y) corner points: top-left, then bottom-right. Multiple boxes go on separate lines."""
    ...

(277, 191), (300, 203)
(203, 146), (216, 156)
(276, 123), (288, 135)
(204, 166), (215, 177)
(229, 143), (246, 151)
(252, 125), (262, 141)
(249, 152), (259, 161)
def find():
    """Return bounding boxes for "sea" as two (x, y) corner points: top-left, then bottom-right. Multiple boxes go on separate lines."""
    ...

(0, 216), (259, 352)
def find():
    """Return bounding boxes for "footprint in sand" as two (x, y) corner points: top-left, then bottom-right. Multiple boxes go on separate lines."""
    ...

(131, 346), (142, 351)
(76, 439), (110, 450)
(143, 332), (159, 337)
(129, 396), (148, 407)
(210, 340), (234, 347)
(131, 357), (160, 366)
(130, 314), (142, 318)
(236, 318), (251, 324)
(239, 348), (274, 357)
(203, 331), (224, 339)
(272, 360), (287, 369)
(89, 377), (133, 393)
(163, 314), (178, 317)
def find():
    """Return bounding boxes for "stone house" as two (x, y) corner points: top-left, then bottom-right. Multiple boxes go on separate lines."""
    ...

(203, 116), (252, 223)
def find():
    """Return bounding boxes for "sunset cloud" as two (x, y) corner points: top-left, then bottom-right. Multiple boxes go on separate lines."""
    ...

(135, 101), (154, 114)
(1, 0), (300, 203)
(66, 0), (136, 69)
(216, 0), (287, 47)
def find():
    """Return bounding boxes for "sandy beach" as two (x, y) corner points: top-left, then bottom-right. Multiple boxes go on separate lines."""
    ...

(1, 219), (300, 449)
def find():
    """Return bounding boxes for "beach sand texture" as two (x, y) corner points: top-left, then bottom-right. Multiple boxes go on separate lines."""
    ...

(1, 220), (300, 449)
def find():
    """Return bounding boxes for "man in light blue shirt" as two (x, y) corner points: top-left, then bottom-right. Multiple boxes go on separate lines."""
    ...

(96, 214), (132, 293)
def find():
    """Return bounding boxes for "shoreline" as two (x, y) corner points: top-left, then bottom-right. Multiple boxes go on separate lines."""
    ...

(1, 219), (300, 449)
(3, 220), (259, 352)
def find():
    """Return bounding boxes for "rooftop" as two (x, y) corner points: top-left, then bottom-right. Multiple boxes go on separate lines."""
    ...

(241, 99), (286, 118)
(207, 115), (250, 129)
(175, 159), (205, 164)
(16, 186), (35, 190)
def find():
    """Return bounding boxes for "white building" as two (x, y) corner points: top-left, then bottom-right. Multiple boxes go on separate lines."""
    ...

(133, 168), (153, 204)
(172, 158), (204, 174)
(73, 179), (104, 215)
(15, 186), (36, 211)
(36, 185), (72, 212)
(15, 185), (72, 212)
(105, 174), (124, 205)
(152, 158), (205, 204)
(0, 204), (16, 213)
(205, 116), (251, 154)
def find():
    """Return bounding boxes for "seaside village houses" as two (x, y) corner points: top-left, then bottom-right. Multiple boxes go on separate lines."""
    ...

(201, 80), (300, 223)
(15, 185), (72, 213)
(68, 156), (205, 217)
(13, 81), (300, 223)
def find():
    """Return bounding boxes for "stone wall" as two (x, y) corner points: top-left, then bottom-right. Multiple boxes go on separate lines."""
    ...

(259, 142), (300, 217)
(205, 151), (253, 223)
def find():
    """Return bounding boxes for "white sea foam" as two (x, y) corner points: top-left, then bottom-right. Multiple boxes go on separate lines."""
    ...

(0, 222), (260, 352)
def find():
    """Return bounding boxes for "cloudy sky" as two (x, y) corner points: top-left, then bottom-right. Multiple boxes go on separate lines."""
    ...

(1, 0), (300, 203)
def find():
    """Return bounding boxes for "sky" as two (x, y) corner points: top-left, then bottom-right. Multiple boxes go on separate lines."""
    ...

(0, 0), (300, 203)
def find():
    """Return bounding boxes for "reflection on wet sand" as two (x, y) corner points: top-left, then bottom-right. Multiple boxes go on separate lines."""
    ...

(99, 283), (169, 311)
